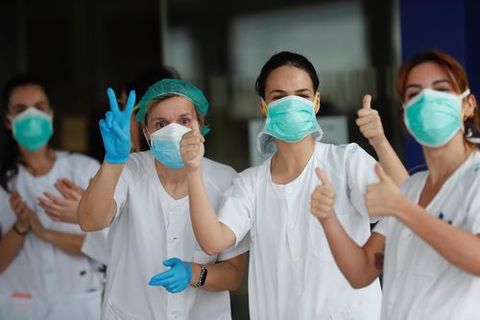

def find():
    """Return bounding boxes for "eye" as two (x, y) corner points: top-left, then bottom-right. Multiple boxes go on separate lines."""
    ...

(35, 103), (49, 112)
(271, 95), (286, 101)
(179, 118), (190, 126)
(296, 94), (310, 99)
(155, 120), (169, 128)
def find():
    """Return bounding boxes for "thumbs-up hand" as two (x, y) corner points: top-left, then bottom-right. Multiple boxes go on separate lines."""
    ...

(180, 120), (205, 171)
(310, 167), (336, 220)
(356, 94), (386, 148)
(365, 164), (403, 217)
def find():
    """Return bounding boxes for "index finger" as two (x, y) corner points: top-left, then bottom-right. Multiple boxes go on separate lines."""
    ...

(107, 88), (120, 114)
(362, 94), (372, 109)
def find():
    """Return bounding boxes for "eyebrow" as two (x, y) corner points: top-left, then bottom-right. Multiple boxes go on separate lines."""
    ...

(150, 113), (192, 121)
(405, 79), (451, 90)
(269, 88), (313, 94)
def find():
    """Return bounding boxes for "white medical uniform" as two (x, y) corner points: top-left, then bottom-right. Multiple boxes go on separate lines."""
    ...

(0, 151), (103, 320)
(374, 151), (480, 320)
(102, 152), (249, 320)
(218, 142), (382, 320)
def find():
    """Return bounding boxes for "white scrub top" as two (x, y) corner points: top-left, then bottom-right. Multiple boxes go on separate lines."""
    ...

(102, 152), (249, 320)
(374, 151), (480, 320)
(0, 151), (103, 320)
(218, 142), (382, 320)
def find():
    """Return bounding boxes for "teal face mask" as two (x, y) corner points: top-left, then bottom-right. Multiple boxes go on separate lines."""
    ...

(11, 107), (53, 151)
(262, 95), (321, 142)
(147, 123), (191, 169)
(403, 88), (470, 148)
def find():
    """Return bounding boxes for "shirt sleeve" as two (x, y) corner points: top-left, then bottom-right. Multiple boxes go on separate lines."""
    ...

(465, 178), (480, 235)
(217, 173), (255, 247)
(0, 188), (16, 236)
(372, 217), (391, 237)
(345, 144), (379, 221)
(112, 165), (130, 222)
(81, 228), (110, 265)
(217, 232), (250, 261)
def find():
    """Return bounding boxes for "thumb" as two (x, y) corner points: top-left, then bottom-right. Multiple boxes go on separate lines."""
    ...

(374, 163), (389, 182)
(191, 119), (201, 135)
(362, 94), (372, 109)
(315, 167), (332, 187)
(163, 257), (180, 267)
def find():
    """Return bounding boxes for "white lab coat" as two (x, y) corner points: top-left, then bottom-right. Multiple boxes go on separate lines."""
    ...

(218, 142), (382, 320)
(0, 151), (103, 320)
(374, 151), (480, 320)
(101, 152), (249, 320)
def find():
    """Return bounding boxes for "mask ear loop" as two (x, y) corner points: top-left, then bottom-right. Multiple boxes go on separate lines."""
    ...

(260, 98), (268, 116)
(141, 123), (153, 149)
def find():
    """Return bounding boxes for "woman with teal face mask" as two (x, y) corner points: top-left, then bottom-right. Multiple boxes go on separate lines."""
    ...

(77, 79), (248, 320)
(315, 49), (480, 320)
(183, 51), (408, 320)
(0, 75), (104, 320)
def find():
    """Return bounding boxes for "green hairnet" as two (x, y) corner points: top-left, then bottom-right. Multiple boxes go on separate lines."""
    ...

(135, 79), (209, 124)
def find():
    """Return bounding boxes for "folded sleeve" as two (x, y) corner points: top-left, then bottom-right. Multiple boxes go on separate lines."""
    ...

(217, 173), (255, 247)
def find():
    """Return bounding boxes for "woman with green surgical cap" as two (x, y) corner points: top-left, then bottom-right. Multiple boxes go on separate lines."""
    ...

(0, 75), (103, 320)
(183, 51), (408, 319)
(78, 79), (248, 320)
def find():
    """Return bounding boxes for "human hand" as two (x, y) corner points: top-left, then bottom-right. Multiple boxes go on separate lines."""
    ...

(180, 120), (204, 171)
(9, 191), (32, 233)
(37, 178), (84, 223)
(310, 168), (336, 220)
(365, 164), (403, 217)
(99, 88), (136, 164)
(356, 95), (387, 148)
(28, 210), (49, 240)
(148, 257), (193, 293)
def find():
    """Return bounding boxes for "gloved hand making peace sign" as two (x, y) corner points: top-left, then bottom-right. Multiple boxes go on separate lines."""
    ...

(99, 88), (136, 164)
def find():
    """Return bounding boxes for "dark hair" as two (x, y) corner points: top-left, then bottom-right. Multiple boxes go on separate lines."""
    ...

(0, 74), (50, 191)
(255, 51), (320, 99)
(397, 49), (480, 147)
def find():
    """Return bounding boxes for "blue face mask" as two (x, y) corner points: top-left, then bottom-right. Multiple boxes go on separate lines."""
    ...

(403, 88), (470, 148)
(10, 107), (53, 151)
(148, 123), (192, 169)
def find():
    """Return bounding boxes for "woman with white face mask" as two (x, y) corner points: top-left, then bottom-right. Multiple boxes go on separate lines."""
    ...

(77, 79), (248, 320)
(182, 51), (408, 319)
(0, 75), (103, 320)
(312, 49), (480, 320)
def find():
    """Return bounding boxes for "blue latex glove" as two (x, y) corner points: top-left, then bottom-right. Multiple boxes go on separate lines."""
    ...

(99, 88), (136, 164)
(148, 258), (193, 293)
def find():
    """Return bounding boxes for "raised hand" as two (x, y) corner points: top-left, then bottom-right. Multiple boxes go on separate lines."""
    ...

(310, 168), (336, 220)
(180, 120), (205, 171)
(9, 191), (33, 233)
(365, 164), (403, 217)
(99, 88), (136, 164)
(148, 257), (193, 293)
(356, 94), (387, 148)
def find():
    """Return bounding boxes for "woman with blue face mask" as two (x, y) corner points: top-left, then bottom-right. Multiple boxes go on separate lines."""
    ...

(182, 51), (408, 319)
(0, 75), (104, 320)
(77, 79), (248, 320)
(314, 49), (480, 320)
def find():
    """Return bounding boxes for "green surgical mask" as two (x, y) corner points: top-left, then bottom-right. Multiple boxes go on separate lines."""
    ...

(11, 107), (53, 151)
(257, 95), (323, 156)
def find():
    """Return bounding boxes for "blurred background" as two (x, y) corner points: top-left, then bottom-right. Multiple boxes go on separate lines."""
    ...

(0, 0), (478, 318)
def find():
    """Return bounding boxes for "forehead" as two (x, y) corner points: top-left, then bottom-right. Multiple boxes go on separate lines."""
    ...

(406, 61), (449, 85)
(9, 84), (48, 105)
(148, 95), (196, 118)
(265, 65), (314, 92)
